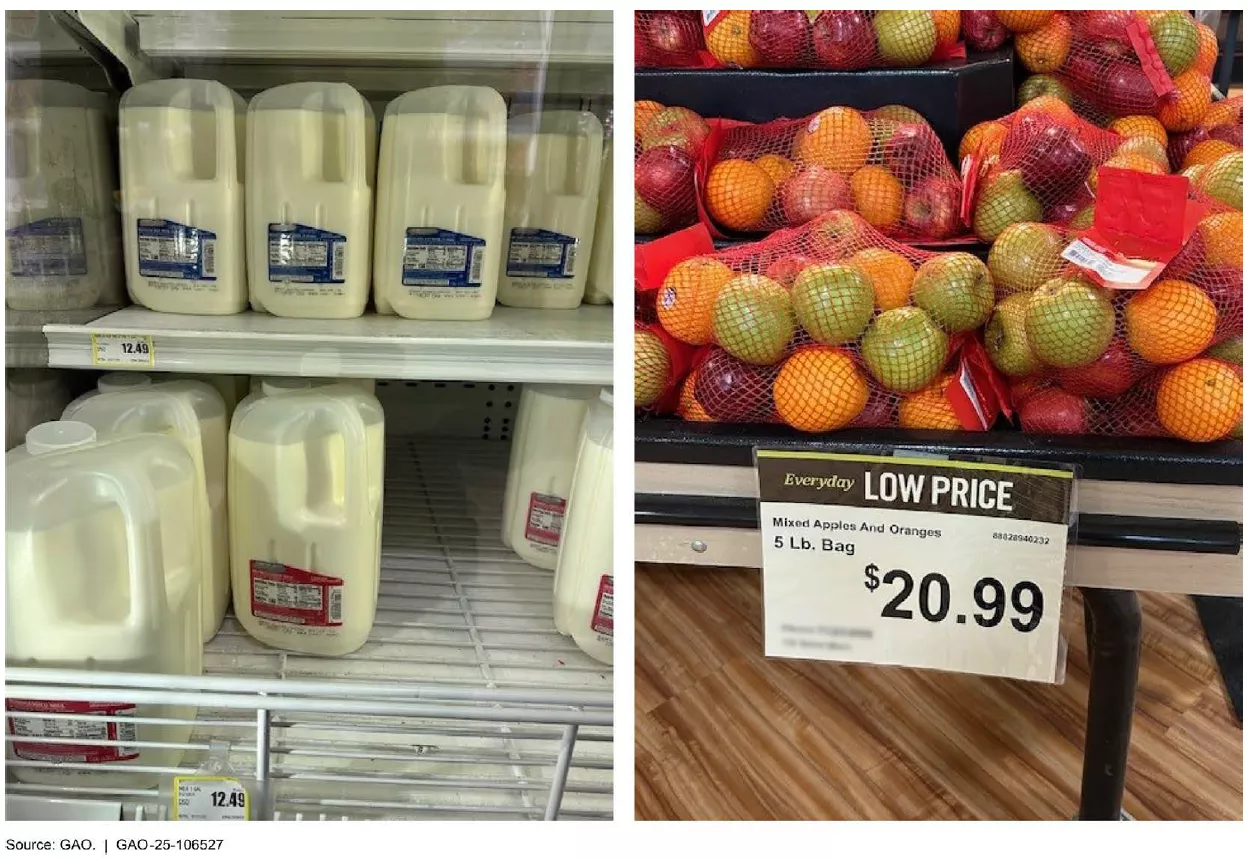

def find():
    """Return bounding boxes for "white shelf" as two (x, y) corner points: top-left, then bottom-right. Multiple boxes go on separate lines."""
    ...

(6, 307), (118, 368)
(43, 305), (613, 385)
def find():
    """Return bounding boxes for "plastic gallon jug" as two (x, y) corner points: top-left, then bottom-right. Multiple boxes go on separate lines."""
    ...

(553, 389), (613, 664)
(119, 79), (247, 315)
(247, 83), (375, 319)
(167, 373), (249, 417)
(374, 86), (506, 321)
(63, 380), (229, 641)
(6, 80), (124, 311)
(6, 422), (201, 788)
(229, 382), (385, 656)
(497, 111), (603, 309)
(584, 139), (612, 305)
(501, 384), (598, 568)
(249, 376), (375, 397)
(6, 369), (75, 451)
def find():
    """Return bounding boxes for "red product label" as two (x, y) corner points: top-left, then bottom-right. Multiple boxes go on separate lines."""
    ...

(6, 699), (139, 763)
(524, 492), (566, 547)
(250, 560), (344, 627)
(592, 575), (614, 637)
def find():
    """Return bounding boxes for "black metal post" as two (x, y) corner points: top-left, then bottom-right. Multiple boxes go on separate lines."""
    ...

(1077, 587), (1143, 820)
(1216, 10), (1242, 96)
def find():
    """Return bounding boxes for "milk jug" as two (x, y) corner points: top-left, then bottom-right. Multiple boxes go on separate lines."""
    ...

(119, 79), (247, 315)
(553, 389), (613, 665)
(167, 373), (249, 417)
(501, 384), (598, 568)
(250, 376), (375, 397)
(6, 80), (124, 311)
(374, 86), (506, 321)
(6, 422), (201, 788)
(498, 111), (603, 309)
(584, 139), (613, 305)
(6, 369), (75, 451)
(63, 379), (229, 642)
(229, 382), (384, 656)
(247, 83), (375, 319)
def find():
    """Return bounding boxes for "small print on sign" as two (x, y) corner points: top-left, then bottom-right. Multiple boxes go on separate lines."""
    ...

(173, 776), (248, 821)
(91, 333), (155, 368)
(755, 450), (1075, 684)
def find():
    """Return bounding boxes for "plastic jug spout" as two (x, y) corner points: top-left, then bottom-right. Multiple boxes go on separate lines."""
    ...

(25, 420), (97, 455)
(98, 372), (153, 392)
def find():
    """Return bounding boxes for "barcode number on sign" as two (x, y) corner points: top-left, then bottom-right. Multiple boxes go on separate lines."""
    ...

(91, 333), (155, 368)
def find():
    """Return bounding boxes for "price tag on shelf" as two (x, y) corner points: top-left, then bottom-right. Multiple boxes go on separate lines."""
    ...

(756, 450), (1075, 683)
(172, 775), (249, 821)
(91, 333), (154, 368)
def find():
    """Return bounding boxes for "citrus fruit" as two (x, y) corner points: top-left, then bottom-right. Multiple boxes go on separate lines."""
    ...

(705, 11), (759, 67)
(1125, 279), (1218, 364)
(1016, 14), (1072, 74)
(959, 121), (1008, 163)
(635, 101), (664, 142)
(849, 248), (916, 311)
(1196, 152), (1243, 210)
(1089, 152), (1165, 192)
(850, 166), (904, 230)
(656, 257), (735, 345)
(677, 372), (713, 422)
(706, 159), (775, 231)
(1015, 94), (1075, 122)
(1183, 139), (1239, 170)
(996, 10), (1055, 32)
(899, 376), (961, 430)
(931, 10), (961, 51)
(793, 106), (872, 174)
(1108, 115), (1168, 147)
(1198, 211), (1243, 269)
(773, 347), (869, 432)
(1158, 69), (1212, 132)
(1155, 358), (1243, 441)
(1194, 22), (1220, 76)
(753, 153), (795, 186)
(1201, 98), (1242, 130)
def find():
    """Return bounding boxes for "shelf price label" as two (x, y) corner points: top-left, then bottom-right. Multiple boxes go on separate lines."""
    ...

(172, 775), (249, 821)
(756, 450), (1075, 683)
(91, 333), (154, 368)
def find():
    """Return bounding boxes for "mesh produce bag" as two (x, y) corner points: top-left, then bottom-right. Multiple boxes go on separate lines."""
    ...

(701, 106), (963, 241)
(1169, 96), (1244, 173)
(649, 211), (999, 432)
(635, 11), (709, 68)
(635, 100), (707, 236)
(960, 10), (1009, 52)
(635, 320), (698, 414)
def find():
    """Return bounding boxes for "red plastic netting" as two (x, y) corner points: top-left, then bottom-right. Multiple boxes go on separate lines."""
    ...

(961, 10), (1009, 52)
(636, 101), (707, 236)
(703, 106), (962, 240)
(635, 320), (697, 414)
(635, 11), (709, 69)
(1169, 95), (1243, 173)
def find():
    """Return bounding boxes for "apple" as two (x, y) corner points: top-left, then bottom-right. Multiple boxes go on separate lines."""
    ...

(1019, 122), (1093, 200)
(1056, 339), (1137, 398)
(635, 329), (672, 408)
(635, 192), (666, 234)
(1096, 62), (1161, 117)
(693, 349), (779, 422)
(749, 10), (812, 66)
(1045, 187), (1095, 226)
(850, 387), (896, 429)
(639, 106), (709, 155)
(883, 124), (939, 182)
(1210, 123), (1244, 148)
(1074, 10), (1136, 47)
(812, 10), (875, 70)
(860, 306), (950, 393)
(902, 177), (961, 239)
(1018, 74), (1073, 106)
(765, 254), (816, 288)
(1165, 229), (1206, 280)
(712, 275), (796, 365)
(973, 169), (1043, 243)
(875, 105), (926, 126)
(779, 165), (853, 227)
(1167, 126), (1210, 171)
(911, 252), (994, 332)
(635, 145), (696, 225)
(988, 222), (1066, 293)
(791, 263), (876, 345)
(1150, 10), (1199, 76)
(642, 11), (703, 64)
(961, 10), (1007, 51)
(1026, 278), (1116, 367)
(985, 293), (1042, 377)
(1020, 387), (1089, 434)
(873, 10), (937, 67)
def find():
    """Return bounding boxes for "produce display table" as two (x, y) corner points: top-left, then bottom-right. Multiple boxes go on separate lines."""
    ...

(635, 419), (1243, 820)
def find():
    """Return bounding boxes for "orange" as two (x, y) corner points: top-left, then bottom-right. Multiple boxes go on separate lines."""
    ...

(656, 257), (735, 345)
(705, 10), (758, 68)
(705, 159), (775, 231)
(850, 166), (904, 230)
(1198, 211), (1243, 269)
(1125, 279), (1218, 365)
(1108, 115), (1168, 147)
(931, 10), (961, 51)
(1158, 69), (1212, 132)
(959, 120), (1008, 162)
(1155, 358), (1243, 441)
(1016, 14), (1072, 74)
(677, 372), (713, 422)
(1183, 139), (1240, 170)
(793, 106), (872, 174)
(773, 347), (869, 432)
(1201, 98), (1241, 130)
(753, 153), (795, 186)
(849, 248), (916, 311)
(996, 10), (1055, 33)
(1115, 136), (1169, 169)
(635, 100), (664, 141)
(1194, 22), (1219, 76)
(899, 376), (961, 430)
(1089, 152), (1165, 192)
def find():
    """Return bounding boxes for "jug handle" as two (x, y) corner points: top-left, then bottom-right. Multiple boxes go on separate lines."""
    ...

(311, 394), (369, 523)
(342, 91), (368, 185)
(214, 86), (238, 184)
(93, 467), (169, 635)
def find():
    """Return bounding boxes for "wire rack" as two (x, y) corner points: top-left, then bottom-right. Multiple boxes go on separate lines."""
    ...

(5, 438), (613, 820)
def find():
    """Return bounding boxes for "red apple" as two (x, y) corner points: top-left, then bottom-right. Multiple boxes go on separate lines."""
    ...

(1010, 377), (1045, 408)
(850, 387), (896, 428)
(780, 165), (853, 227)
(640, 106), (709, 155)
(884, 124), (939, 183)
(1046, 187), (1095, 225)
(1056, 340), (1137, 398)
(1209, 123), (1244, 148)
(1074, 10), (1136, 46)
(1168, 126), (1211, 172)
(765, 254), (816, 287)
(1020, 387), (1089, 434)
(694, 349), (779, 423)
(902, 176), (961, 238)
(812, 10), (875, 70)
(1096, 62), (1160, 116)
(644, 11), (702, 61)
(1020, 122), (1093, 200)
(750, 10), (812, 66)
(1166, 229), (1207, 280)
(961, 10), (1007, 51)
(635, 145), (696, 224)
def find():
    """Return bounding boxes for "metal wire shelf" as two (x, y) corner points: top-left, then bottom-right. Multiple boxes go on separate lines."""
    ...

(5, 438), (613, 820)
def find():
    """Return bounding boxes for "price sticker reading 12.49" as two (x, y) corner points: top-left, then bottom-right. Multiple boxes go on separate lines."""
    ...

(756, 450), (1075, 684)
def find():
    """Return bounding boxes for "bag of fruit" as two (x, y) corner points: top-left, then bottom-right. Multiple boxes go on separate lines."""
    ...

(635, 320), (699, 415)
(635, 11), (711, 68)
(635, 101), (708, 236)
(700, 105), (963, 241)
(1170, 96), (1243, 173)
(647, 210), (1001, 432)
(701, 11), (965, 70)
(960, 10), (1008, 52)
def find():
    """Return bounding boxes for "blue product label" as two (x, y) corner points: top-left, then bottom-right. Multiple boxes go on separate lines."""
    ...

(268, 223), (347, 284)
(7, 217), (87, 277)
(136, 218), (217, 281)
(402, 228), (486, 288)
(505, 228), (578, 279)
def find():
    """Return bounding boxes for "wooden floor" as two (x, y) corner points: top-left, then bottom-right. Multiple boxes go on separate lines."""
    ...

(635, 564), (1243, 820)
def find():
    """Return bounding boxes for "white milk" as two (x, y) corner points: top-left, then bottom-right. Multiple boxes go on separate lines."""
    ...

(229, 382), (384, 656)
(554, 389), (613, 665)
(6, 369), (75, 451)
(119, 80), (248, 315)
(6, 80), (124, 311)
(247, 83), (375, 319)
(374, 86), (506, 321)
(64, 380), (229, 642)
(498, 111), (603, 309)
(501, 384), (598, 569)
(584, 139), (613, 305)
(6, 423), (201, 788)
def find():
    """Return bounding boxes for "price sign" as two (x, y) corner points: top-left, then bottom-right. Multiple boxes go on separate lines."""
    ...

(91, 333), (154, 367)
(172, 775), (249, 821)
(757, 450), (1075, 683)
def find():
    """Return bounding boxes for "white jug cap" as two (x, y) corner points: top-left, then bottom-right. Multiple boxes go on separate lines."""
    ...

(261, 377), (315, 396)
(98, 372), (152, 392)
(26, 421), (97, 455)
(599, 388), (613, 408)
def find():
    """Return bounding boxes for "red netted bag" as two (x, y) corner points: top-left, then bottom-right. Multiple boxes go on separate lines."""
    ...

(1169, 96), (1244, 173)
(649, 211), (999, 432)
(701, 105), (963, 241)
(635, 320), (698, 414)
(635, 11), (707, 68)
(960, 10), (1008, 51)
(635, 101), (708, 236)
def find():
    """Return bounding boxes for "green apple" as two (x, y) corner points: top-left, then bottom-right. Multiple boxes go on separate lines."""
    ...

(636, 192), (666, 234)
(911, 252), (995, 332)
(1198, 152), (1243, 211)
(791, 263), (875, 346)
(635, 329), (671, 408)
(1018, 74), (1073, 106)
(873, 10), (937, 67)
(987, 222), (1066, 293)
(973, 170), (1043, 243)
(861, 306), (949, 393)
(985, 293), (1041, 376)
(1207, 337), (1242, 365)
(711, 275), (795, 366)
(1025, 278), (1116, 368)
(1150, 10), (1199, 76)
